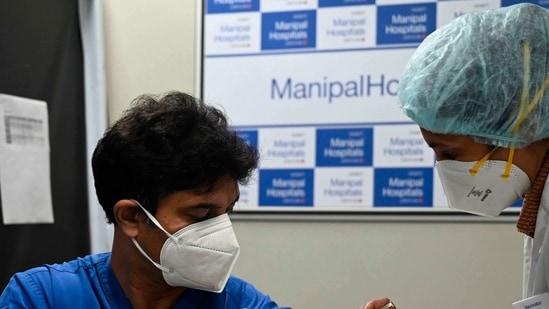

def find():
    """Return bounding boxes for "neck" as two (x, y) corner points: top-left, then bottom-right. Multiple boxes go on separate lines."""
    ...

(110, 229), (186, 309)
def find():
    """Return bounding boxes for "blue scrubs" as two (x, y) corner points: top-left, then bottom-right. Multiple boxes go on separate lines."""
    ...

(0, 252), (289, 309)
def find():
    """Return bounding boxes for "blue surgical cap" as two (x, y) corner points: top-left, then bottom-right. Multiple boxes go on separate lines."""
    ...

(397, 3), (549, 148)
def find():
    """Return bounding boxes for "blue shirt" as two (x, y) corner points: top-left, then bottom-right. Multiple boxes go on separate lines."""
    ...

(0, 252), (290, 309)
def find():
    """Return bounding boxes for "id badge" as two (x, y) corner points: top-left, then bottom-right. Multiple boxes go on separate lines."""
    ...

(513, 293), (549, 309)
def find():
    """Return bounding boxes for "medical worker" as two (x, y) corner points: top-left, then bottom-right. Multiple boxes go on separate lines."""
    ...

(397, 2), (549, 303)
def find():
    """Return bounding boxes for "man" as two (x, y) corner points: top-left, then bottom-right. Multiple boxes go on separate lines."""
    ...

(0, 91), (396, 309)
(0, 91), (289, 308)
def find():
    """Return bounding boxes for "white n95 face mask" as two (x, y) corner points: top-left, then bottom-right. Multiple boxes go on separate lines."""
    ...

(131, 201), (240, 293)
(436, 160), (531, 217)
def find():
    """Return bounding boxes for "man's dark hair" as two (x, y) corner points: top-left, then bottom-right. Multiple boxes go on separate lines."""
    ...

(91, 91), (259, 224)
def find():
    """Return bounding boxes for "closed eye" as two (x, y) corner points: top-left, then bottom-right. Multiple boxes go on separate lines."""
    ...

(440, 151), (456, 160)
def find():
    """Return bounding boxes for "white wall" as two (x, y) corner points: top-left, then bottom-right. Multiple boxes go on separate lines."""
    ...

(231, 218), (523, 309)
(103, 0), (197, 122)
(102, 1), (524, 308)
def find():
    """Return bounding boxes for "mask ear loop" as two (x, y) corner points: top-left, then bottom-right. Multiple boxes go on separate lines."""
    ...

(513, 77), (549, 132)
(517, 41), (530, 128)
(502, 148), (516, 181)
(513, 41), (549, 134)
(469, 147), (499, 176)
(130, 199), (178, 243)
(129, 200), (178, 274)
(131, 238), (172, 273)
(505, 41), (548, 181)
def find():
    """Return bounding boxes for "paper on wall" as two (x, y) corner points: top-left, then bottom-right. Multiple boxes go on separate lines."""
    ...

(0, 94), (54, 224)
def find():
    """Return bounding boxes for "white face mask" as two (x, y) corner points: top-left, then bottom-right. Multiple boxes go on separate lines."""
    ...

(130, 201), (240, 292)
(436, 160), (531, 217)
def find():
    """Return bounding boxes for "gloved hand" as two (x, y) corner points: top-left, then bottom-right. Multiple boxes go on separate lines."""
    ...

(360, 297), (396, 309)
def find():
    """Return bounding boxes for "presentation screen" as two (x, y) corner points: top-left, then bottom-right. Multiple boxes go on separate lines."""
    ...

(200, 0), (530, 213)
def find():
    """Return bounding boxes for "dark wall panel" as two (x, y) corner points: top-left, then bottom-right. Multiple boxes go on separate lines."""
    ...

(0, 0), (89, 287)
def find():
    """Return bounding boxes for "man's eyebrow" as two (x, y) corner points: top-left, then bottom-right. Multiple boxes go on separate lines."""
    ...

(188, 195), (240, 210)
(189, 203), (219, 210)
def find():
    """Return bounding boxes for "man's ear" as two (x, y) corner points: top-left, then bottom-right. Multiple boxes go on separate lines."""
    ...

(113, 199), (143, 238)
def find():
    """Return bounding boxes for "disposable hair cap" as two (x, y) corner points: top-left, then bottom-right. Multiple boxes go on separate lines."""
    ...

(397, 3), (549, 148)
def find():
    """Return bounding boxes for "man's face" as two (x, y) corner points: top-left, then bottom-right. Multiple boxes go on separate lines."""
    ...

(140, 175), (240, 262)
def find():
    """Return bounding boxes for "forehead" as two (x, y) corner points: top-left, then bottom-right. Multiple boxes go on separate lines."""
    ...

(419, 128), (492, 161)
(419, 128), (476, 147)
(160, 176), (239, 208)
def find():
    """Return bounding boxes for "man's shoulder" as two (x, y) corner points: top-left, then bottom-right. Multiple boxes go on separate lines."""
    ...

(1, 253), (113, 307)
(13, 252), (110, 286)
(223, 276), (290, 308)
(224, 276), (258, 293)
